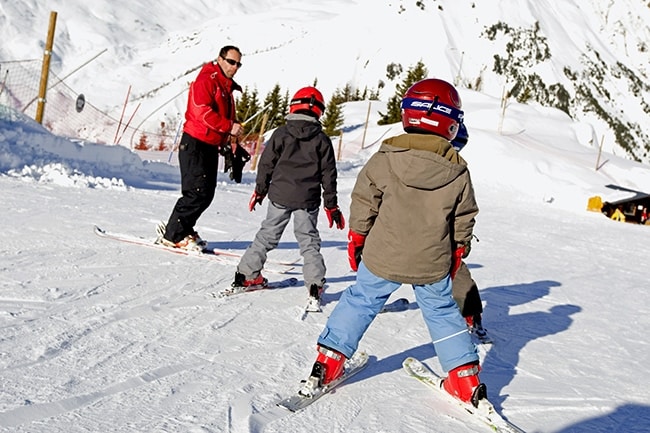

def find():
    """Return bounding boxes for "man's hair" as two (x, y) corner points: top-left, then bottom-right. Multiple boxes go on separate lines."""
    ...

(219, 45), (241, 58)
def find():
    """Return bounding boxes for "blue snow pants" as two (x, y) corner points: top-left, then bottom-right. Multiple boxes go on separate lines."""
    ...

(317, 262), (478, 372)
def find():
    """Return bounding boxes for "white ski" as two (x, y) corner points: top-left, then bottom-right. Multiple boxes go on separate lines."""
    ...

(94, 225), (294, 274)
(212, 277), (299, 298)
(277, 351), (369, 412)
(402, 357), (526, 433)
(304, 296), (322, 313)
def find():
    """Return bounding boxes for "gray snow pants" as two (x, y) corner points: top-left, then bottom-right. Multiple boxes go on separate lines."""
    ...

(237, 201), (326, 288)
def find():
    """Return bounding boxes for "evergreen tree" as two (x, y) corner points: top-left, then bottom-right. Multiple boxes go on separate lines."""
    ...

(321, 98), (344, 137)
(236, 87), (262, 134)
(280, 90), (290, 123)
(330, 83), (381, 105)
(263, 84), (288, 131)
(378, 60), (428, 125)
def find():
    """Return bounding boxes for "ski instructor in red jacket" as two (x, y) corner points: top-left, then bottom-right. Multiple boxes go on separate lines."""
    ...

(157, 45), (244, 251)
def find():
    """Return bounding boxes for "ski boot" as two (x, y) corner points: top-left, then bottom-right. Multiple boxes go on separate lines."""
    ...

(155, 221), (206, 252)
(442, 362), (487, 407)
(232, 272), (267, 288)
(306, 284), (324, 312)
(299, 345), (346, 397)
(465, 314), (491, 344)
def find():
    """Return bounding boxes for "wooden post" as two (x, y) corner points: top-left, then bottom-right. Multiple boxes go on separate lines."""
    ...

(251, 112), (269, 171)
(115, 103), (141, 145)
(454, 51), (464, 86)
(115, 85), (131, 144)
(361, 100), (371, 149)
(595, 134), (605, 171)
(337, 130), (343, 161)
(35, 11), (57, 124)
(497, 84), (507, 135)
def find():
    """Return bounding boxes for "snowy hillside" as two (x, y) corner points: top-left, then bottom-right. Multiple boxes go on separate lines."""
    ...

(1, 0), (649, 161)
(2, 77), (650, 433)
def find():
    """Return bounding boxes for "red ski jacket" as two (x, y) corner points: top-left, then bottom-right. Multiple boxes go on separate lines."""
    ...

(183, 61), (241, 146)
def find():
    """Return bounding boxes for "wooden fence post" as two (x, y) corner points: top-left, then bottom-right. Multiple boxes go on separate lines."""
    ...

(251, 112), (269, 171)
(35, 11), (57, 124)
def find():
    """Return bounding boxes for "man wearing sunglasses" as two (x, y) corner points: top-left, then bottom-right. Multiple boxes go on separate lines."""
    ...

(157, 45), (244, 251)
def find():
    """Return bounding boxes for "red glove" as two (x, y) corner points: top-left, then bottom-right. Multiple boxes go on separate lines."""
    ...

(325, 206), (346, 230)
(347, 230), (366, 271)
(249, 191), (265, 212)
(450, 245), (465, 280)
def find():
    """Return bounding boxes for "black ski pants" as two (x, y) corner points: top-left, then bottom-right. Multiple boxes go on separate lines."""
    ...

(164, 133), (220, 243)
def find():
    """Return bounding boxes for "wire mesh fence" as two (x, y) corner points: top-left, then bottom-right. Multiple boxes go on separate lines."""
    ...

(0, 58), (180, 150)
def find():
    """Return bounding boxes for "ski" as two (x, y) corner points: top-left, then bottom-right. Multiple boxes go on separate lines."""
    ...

(295, 296), (322, 321)
(154, 221), (301, 267)
(277, 351), (369, 412)
(212, 277), (298, 298)
(205, 251), (299, 274)
(93, 225), (294, 274)
(379, 297), (409, 313)
(471, 329), (494, 345)
(402, 357), (525, 433)
(304, 296), (322, 313)
(298, 296), (409, 321)
(210, 247), (301, 267)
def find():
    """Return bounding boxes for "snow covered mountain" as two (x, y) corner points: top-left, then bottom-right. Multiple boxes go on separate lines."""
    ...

(1, 0), (649, 162)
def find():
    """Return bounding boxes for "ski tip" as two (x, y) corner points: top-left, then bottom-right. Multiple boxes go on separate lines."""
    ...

(354, 351), (370, 363)
(402, 356), (417, 366)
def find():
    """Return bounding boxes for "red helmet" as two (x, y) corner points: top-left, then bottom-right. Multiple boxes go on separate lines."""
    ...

(401, 78), (464, 140)
(289, 86), (325, 118)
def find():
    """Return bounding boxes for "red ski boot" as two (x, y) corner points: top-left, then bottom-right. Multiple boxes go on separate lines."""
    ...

(299, 345), (346, 397)
(232, 272), (267, 288)
(442, 362), (487, 407)
(313, 345), (346, 386)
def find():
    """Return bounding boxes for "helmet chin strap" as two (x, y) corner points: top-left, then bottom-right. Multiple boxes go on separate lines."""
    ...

(426, 96), (439, 115)
(401, 97), (464, 122)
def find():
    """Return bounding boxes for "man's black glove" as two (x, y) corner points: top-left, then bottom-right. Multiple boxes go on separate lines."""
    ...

(221, 142), (233, 174)
(229, 145), (251, 183)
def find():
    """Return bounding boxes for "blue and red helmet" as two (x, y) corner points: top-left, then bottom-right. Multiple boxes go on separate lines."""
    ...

(401, 78), (464, 140)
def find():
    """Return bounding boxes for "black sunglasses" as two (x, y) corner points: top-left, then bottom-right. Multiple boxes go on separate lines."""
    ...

(222, 57), (242, 68)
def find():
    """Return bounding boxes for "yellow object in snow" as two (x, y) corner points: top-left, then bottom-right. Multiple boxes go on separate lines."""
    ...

(611, 208), (626, 222)
(587, 195), (603, 212)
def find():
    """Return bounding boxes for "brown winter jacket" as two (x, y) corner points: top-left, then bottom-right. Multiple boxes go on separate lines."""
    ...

(349, 133), (478, 285)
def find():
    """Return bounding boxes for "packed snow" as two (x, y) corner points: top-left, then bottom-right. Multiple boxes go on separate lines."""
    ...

(2, 86), (650, 432)
(2, 1), (650, 432)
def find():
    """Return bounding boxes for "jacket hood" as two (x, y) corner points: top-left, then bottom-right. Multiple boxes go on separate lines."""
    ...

(380, 133), (468, 190)
(284, 113), (323, 140)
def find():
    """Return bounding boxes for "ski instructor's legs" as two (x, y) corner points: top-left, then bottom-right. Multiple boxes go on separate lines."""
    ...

(317, 262), (398, 358)
(164, 133), (219, 243)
